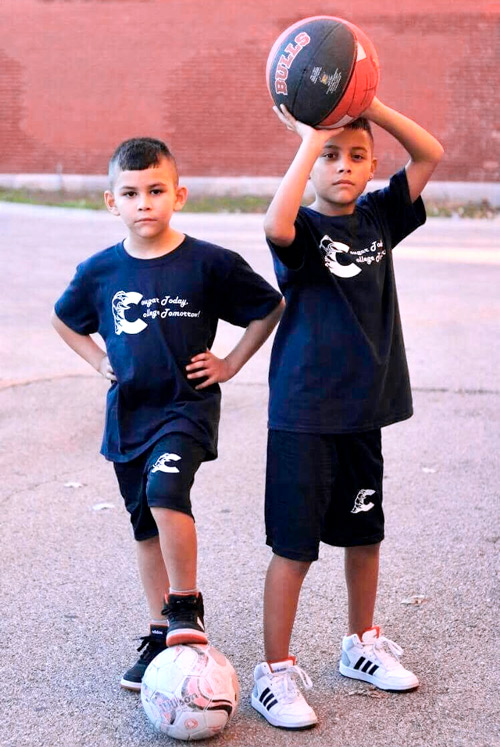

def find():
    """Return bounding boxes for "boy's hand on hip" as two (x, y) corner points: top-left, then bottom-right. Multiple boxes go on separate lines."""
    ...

(186, 350), (235, 390)
(98, 355), (117, 381)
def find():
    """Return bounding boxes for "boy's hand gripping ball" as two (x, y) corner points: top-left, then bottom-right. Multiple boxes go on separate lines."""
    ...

(266, 16), (380, 127)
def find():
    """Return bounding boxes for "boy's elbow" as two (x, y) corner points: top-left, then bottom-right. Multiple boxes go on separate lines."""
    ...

(264, 219), (295, 247)
(274, 298), (286, 317)
(429, 137), (444, 167)
(51, 309), (68, 335)
(434, 140), (445, 165)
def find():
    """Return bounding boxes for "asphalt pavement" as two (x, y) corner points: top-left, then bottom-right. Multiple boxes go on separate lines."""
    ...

(1, 202), (499, 747)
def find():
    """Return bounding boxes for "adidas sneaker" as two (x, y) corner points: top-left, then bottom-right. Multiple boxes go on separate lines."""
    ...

(251, 657), (318, 730)
(162, 592), (208, 646)
(339, 625), (419, 691)
(120, 624), (168, 691)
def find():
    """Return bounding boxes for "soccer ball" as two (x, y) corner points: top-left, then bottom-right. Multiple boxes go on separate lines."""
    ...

(141, 643), (240, 740)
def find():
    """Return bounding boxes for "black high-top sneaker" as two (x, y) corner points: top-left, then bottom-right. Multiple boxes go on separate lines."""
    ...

(120, 624), (168, 691)
(162, 592), (208, 646)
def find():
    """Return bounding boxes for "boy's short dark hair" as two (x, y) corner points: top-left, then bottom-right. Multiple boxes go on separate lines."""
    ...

(108, 137), (178, 187)
(345, 117), (374, 145)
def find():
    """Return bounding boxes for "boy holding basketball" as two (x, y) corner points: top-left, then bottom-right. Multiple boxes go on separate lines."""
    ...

(52, 137), (283, 691)
(252, 99), (443, 728)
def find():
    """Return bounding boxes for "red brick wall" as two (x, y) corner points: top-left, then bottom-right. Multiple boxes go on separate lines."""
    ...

(1, 0), (498, 181)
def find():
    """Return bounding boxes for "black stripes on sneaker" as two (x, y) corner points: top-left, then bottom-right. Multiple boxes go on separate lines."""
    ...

(259, 687), (278, 711)
(354, 656), (379, 675)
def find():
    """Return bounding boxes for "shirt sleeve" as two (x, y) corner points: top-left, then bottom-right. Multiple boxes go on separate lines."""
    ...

(363, 168), (426, 249)
(54, 262), (99, 335)
(214, 252), (282, 327)
(266, 206), (314, 273)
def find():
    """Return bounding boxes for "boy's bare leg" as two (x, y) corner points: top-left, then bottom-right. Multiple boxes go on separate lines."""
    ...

(151, 507), (197, 592)
(120, 536), (171, 691)
(341, 542), (419, 691)
(135, 535), (169, 619)
(264, 554), (311, 661)
(344, 542), (380, 635)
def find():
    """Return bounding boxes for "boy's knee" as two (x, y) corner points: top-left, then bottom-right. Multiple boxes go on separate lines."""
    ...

(271, 552), (312, 577)
(150, 505), (194, 527)
(345, 542), (381, 563)
(347, 542), (381, 554)
(146, 472), (193, 516)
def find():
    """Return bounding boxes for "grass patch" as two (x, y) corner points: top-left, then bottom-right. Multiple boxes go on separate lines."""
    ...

(0, 188), (105, 210)
(0, 188), (271, 213)
(0, 188), (498, 218)
(425, 199), (499, 219)
(179, 195), (272, 213)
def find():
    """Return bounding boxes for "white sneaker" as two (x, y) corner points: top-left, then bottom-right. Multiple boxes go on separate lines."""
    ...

(251, 657), (318, 729)
(339, 626), (419, 691)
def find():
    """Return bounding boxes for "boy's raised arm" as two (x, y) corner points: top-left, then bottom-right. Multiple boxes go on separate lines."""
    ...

(263, 106), (344, 247)
(363, 98), (444, 202)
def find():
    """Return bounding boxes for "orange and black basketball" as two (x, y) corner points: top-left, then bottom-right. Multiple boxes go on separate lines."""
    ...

(266, 16), (380, 127)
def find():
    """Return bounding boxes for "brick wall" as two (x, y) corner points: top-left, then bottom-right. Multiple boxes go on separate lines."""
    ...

(0, 0), (498, 181)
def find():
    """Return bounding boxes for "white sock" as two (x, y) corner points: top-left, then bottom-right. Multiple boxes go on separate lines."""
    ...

(169, 587), (198, 596)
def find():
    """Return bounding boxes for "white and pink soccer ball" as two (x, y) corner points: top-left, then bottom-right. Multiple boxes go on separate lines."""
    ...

(141, 643), (239, 741)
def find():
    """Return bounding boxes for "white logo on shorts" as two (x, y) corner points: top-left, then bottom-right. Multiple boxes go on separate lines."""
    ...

(151, 453), (181, 474)
(351, 489), (375, 514)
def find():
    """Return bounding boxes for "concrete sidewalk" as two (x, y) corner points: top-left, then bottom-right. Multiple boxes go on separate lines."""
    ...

(1, 204), (499, 747)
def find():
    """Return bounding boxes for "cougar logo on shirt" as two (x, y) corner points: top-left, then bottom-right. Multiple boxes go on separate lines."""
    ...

(319, 236), (362, 278)
(112, 291), (148, 335)
(319, 235), (386, 278)
(351, 489), (376, 514)
(151, 453), (181, 474)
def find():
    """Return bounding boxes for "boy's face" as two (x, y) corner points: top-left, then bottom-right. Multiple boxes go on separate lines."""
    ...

(104, 157), (187, 239)
(309, 128), (377, 215)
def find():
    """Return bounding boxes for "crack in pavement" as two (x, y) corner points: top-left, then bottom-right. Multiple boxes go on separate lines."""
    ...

(1, 376), (498, 398)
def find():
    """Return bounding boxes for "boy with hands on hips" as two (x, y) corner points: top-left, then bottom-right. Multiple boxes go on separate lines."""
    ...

(52, 137), (283, 691)
(251, 99), (443, 729)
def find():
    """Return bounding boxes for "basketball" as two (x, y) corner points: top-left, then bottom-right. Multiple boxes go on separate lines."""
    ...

(266, 16), (380, 128)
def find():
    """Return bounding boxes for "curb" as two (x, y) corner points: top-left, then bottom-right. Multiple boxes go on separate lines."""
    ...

(0, 174), (499, 206)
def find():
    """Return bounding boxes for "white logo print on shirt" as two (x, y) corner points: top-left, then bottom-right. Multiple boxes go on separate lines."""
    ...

(151, 453), (181, 474)
(319, 234), (386, 279)
(320, 236), (362, 278)
(112, 291), (148, 335)
(111, 291), (201, 335)
(351, 489), (376, 514)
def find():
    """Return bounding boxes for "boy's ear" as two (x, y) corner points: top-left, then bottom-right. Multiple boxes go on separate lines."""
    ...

(104, 190), (120, 215)
(369, 157), (378, 180)
(174, 185), (188, 212)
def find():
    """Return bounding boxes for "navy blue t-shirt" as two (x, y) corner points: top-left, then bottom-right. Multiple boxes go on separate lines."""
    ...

(268, 168), (426, 434)
(55, 235), (282, 462)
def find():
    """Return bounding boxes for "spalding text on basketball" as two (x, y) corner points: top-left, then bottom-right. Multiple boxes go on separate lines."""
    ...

(274, 32), (311, 95)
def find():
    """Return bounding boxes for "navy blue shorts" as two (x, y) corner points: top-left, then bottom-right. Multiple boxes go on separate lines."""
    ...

(265, 429), (384, 561)
(113, 433), (207, 541)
